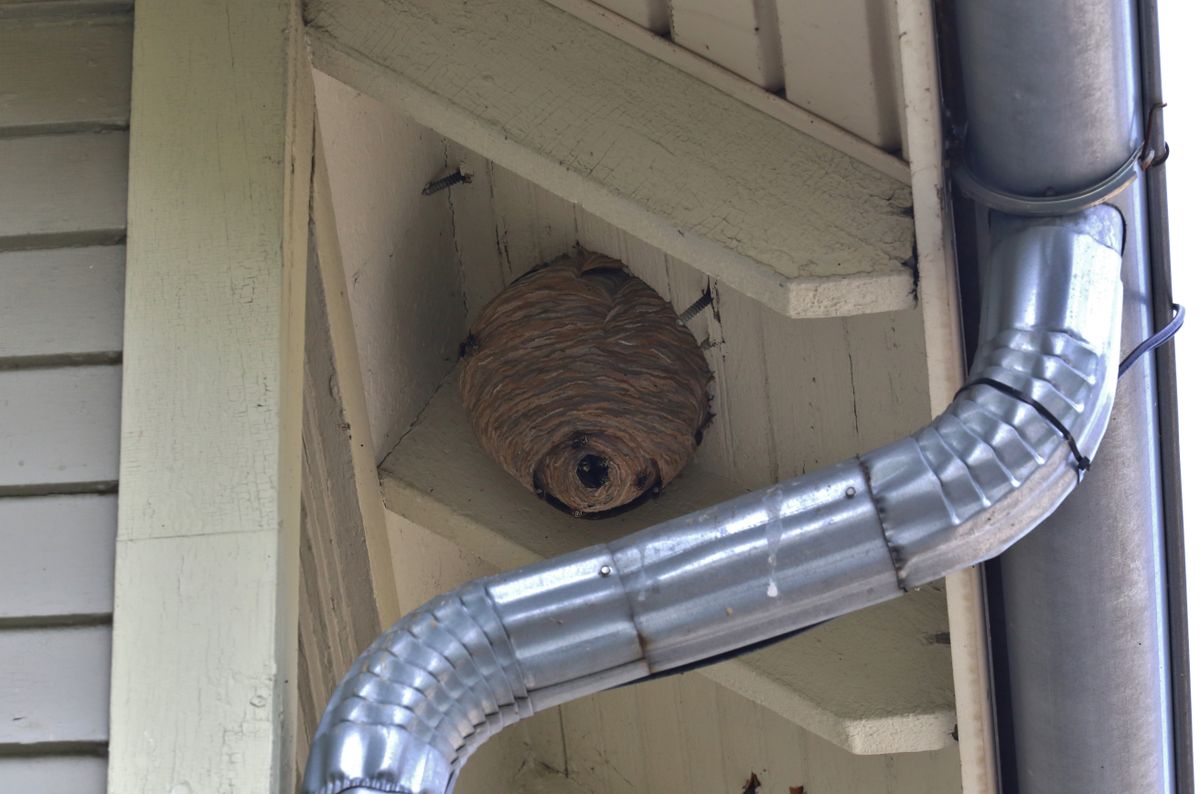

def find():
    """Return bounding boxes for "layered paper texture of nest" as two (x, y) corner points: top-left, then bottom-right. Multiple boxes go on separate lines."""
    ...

(459, 252), (712, 517)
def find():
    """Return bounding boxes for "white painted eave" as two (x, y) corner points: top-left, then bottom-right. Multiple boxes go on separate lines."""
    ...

(304, 0), (918, 319)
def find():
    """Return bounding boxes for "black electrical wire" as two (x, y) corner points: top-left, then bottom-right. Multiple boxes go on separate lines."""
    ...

(955, 378), (1092, 473)
(1119, 303), (1185, 378)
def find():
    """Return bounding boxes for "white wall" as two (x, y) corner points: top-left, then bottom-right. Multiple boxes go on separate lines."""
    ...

(0, 6), (132, 792)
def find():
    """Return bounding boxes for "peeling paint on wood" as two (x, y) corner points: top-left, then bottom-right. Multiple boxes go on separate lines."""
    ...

(107, 1), (313, 792)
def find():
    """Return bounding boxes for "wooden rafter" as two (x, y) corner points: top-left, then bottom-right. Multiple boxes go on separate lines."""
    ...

(305, 0), (917, 318)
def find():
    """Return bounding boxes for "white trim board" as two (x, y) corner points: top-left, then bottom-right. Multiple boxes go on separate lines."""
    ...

(107, 0), (313, 791)
(893, 0), (996, 790)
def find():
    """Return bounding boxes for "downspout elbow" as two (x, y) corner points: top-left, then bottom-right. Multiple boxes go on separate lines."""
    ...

(302, 205), (1125, 794)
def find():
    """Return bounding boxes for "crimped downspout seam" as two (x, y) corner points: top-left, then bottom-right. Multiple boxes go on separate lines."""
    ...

(302, 206), (1125, 794)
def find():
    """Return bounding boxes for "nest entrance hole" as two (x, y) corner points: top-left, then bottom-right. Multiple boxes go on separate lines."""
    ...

(576, 454), (610, 489)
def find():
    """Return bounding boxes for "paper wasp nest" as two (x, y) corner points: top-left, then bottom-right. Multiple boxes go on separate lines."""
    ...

(459, 252), (712, 517)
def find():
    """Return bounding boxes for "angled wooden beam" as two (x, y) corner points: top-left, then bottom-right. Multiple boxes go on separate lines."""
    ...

(310, 118), (401, 627)
(107, 1), (313, 791)
(304, 0), (917, 318)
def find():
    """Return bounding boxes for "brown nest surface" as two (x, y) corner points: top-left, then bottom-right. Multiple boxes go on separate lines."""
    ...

(459, 251), (712, 517)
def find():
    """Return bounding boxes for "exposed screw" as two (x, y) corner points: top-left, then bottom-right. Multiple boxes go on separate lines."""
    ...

(678, 287), (714, 324)
(845, 486), (857, 499)
(421, 167), (472, 196)
(599, 565), (612, 577)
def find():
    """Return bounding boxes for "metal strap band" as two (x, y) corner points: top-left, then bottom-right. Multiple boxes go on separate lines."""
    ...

(952, 148), (1142, 216)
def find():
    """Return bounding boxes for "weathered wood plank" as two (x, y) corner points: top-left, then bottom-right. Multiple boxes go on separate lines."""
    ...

(107, 0), (313, 791)
(0, 626), (110, 745)
(0, 755), (106, 794)
(0, 494), (116, 620)
(777, 0), (905, 153)
(0, 12), (131, 132)
(0, 366), (120, 488)
(0, 132), (128, 246)
(0, 246), (125, 361)
(667, 0), (784, 89)
(306, 0), (916, 318)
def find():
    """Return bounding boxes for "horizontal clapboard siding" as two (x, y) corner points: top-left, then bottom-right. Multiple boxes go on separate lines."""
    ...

(0, 365), (122, 489)
(0, 755), (107, 794)
(0, 1), (131, 20)
(0, 495), (117, 621)
(0, 132), (128, 248)
(0, 246), (125, 361)
(0, 3), (129, 789)
(0, 625), (111, 745)
(0, 12), (132, 132)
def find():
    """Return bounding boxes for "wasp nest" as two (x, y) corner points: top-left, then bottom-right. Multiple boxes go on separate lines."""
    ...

(459, 251), (712, 517)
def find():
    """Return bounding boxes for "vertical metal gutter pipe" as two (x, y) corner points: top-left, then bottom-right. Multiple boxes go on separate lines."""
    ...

(953, 1), (1177, 790)
(301, 199), (1126, 793)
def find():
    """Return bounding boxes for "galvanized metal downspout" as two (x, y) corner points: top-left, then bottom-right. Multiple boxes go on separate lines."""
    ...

(952, 0), (1177, 790)
(300, 201), (1126, 794)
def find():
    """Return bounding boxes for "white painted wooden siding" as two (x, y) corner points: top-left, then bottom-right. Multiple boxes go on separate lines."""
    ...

(0, 626), (112, 745)
(777, 0), (905, 152)
(0, 366), (122, 489)
(592, 0), (668, 32)
(553, 0), (906, 152)
(668, 0), (784, 90)
(0, 3), (131, 789)
(0, 247), (125, 362)
(0, 756), (107, 794)
(0, 132), (128, 247)
(0, 11), (132, 132)
(0, 495), (117, 620)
